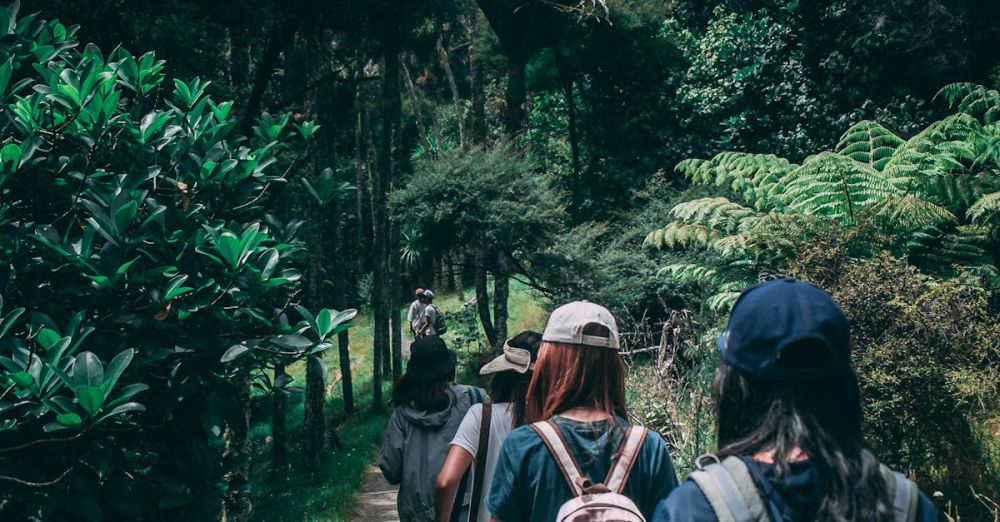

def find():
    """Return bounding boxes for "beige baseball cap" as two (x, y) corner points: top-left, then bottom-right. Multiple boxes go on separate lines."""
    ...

(542, 301), (620, 350)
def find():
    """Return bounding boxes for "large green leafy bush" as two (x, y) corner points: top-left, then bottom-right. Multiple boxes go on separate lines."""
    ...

(0, 3), (351, 519)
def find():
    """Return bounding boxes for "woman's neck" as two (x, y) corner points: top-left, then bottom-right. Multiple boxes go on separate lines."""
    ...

(557, 406), (612, 422)
(751, 446), (809, 464)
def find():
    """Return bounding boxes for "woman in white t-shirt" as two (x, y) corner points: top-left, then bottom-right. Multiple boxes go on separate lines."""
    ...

(433, 331), (542, 522)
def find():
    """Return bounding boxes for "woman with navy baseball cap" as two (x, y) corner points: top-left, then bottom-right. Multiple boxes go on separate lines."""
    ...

(654, 278), (937, 522)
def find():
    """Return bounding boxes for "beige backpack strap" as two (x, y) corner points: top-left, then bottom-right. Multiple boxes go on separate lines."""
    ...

(880, 464), (919, 522)
(531, 420), (585, 497)
(604, 426), (647, 494)
(689, 455), (770, 522)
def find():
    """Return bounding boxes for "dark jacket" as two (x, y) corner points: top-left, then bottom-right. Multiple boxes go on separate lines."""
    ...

(379, 384), (486, 522)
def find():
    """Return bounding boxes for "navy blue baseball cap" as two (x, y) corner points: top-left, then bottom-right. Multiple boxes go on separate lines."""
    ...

(718, 278), (851, 381)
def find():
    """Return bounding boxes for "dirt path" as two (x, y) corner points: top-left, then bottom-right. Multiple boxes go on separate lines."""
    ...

(352, 465), (399, 521)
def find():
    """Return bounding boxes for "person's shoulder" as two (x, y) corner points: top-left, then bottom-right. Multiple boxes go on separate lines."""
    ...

(505, 423), (544, 446)
(452, 384), (487, 403)
(634, 425), (670, 451)
(653, 480), (714, 521)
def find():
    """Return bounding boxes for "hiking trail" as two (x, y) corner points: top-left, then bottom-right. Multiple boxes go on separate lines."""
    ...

(351, 465), (399, 522)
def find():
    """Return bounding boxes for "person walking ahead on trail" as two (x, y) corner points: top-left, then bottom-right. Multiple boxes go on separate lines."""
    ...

(487, 302), (677, 522)
(409, 288), (427, 339)
(653, 278), (938, 522)
(434, 331), (543, 522)
(379, 336), (488, 522)
(420, 289), (441, 338)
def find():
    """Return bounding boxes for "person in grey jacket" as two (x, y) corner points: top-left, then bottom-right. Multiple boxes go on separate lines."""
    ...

(379, 336), (488, 522)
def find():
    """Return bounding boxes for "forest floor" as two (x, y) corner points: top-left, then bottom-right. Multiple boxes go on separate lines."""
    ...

(247, 279), (549, 521)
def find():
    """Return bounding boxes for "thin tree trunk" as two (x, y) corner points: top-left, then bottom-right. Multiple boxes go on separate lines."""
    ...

(465, 13), (487, 145)
(272, 363), (287, 471)
(304, 353), (325, 471)
(331, 174), (355, 414)
(401, 60), (433, 158)
(492, 254), (509, 351)
(223, 374), (252, 522)
(389, 216), (403, 381)
(373, 7), (402, 411)
(354, 67), (370, 275)
(474, 247), (497, 348)
(504, 58), (528, 136)
(436, 31), (466, 149)
(239, 14), (292, 135)
(555, 46), (582, 219)
(451, 252), (465, 299)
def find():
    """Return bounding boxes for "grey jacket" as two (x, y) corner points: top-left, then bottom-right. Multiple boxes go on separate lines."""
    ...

(379, 384), (487, 522)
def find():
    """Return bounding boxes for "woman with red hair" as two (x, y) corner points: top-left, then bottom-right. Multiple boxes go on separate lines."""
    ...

(486, 302), (677, 521)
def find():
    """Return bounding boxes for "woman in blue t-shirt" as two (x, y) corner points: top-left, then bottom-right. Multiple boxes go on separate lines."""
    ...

(487, 301), (677, 521)
(654, 279), (938, 522)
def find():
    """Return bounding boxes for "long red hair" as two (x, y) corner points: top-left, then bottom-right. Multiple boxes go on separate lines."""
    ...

(524, 333), (627, 423)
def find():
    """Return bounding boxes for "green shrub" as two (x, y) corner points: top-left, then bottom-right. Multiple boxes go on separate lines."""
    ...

(0, 4), (349, 519)
(792, 253), (1000, 511)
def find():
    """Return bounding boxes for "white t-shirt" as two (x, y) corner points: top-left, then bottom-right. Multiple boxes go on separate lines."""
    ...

(450, 402), (515, 522)
(423, 304), (439, 336)
(407, 300), (425, 332)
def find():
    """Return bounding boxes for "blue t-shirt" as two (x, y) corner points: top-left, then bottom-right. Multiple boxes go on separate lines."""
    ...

(487, 416), (677, 522)
(653, 457), (938, 522)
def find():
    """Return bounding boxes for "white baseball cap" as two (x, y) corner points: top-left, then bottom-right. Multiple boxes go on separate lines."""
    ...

(542, 301), (620, 350)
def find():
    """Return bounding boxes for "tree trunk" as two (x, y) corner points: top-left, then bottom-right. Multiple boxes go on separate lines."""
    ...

(401, 60), (434, 158)
(389, 216), (403, 381)
(492, 254), (509, 351)
(451, 252), (465, 299)
(503, 58), (528, 135)
(354, 68), (371, 276)
(239, 14), (293, 136)
(223, 374), (252, 522)
(474, 247), (497, 348)
(436, 31), (466, 149)
(373, 6), (402, 411)
(272, 363), (287, 471)
(331, 174), (355, 414)
(465, 13), (487, 145)
(304, 353), (326, 471)
(555, 46), (582, 219)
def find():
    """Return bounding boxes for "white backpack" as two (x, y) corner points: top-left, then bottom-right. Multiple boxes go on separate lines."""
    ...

(530, 420), (648, 522)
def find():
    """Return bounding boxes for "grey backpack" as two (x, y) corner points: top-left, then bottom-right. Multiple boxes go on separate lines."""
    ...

(531, 420), (648, 522)
(688, 454), (919, 522)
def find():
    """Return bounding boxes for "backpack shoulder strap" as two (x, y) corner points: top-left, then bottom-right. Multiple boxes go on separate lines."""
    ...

(880, 465), (919, 522)
(530, 420), (586, 497)
(689, 455), (769, 522)
(467, 403), (492, 522)
(604, 426), (647, 493)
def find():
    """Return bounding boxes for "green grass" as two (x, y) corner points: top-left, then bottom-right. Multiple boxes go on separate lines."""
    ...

(247, 279), (549, 521)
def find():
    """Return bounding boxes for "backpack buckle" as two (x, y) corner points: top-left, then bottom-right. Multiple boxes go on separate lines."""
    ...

(694, 453), (721, 471)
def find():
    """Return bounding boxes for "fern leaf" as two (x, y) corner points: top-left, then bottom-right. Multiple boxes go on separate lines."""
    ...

(967, 191), (1000, 223)
(836, 120), (904, 170)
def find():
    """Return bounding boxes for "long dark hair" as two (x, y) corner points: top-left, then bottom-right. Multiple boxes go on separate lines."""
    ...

(714, 356), (893, 521)
(488, 331), (542, 427)
(391, 369), (455, 411)
(525, 323), (627, 423)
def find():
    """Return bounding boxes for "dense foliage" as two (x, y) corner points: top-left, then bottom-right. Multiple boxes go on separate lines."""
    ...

(0, 5), (353, 519)
(647, 83), (1000, 311)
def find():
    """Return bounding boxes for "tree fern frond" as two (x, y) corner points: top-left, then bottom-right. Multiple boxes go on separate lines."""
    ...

(936, 82), (1000, 123)
(676, 152), (797, 210)
(644, 222), (724, 250)
(669, 197), (759, 233)
(836, 120), (904, 170)
(780, 152), (899, 223)
(967, 191), (1000, 223)
(656, 262), (721, 284)
(867, 195), (957, 233)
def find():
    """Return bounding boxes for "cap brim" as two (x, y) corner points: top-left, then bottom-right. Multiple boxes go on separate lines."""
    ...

(479, 356), (531, 375)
